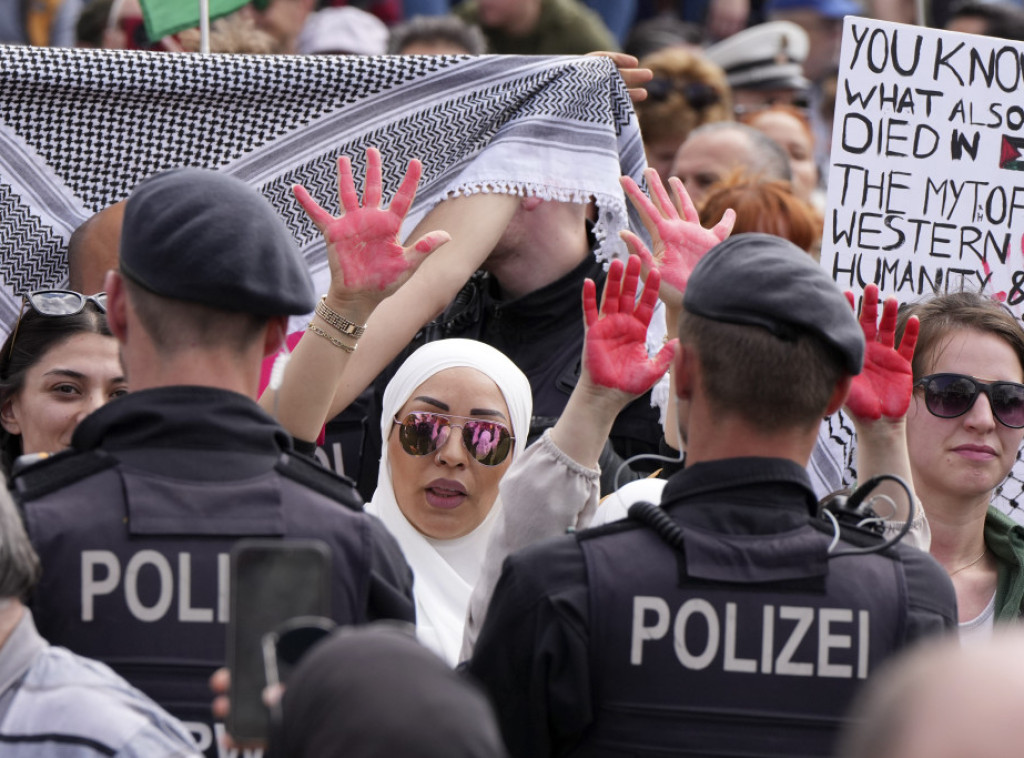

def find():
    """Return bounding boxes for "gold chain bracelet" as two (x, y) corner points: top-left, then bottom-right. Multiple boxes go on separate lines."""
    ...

(307, 322), (357, 353)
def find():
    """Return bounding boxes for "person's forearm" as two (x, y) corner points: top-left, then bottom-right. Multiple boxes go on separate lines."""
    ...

(326, 192), (521, 418)
(662, 302), (682, 451)
(853, 417), (916, 523)
(549, 377), (632, 469)
(259, 294), (374, 441)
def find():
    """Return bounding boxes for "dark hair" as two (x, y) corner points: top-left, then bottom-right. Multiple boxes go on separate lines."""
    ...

(123, 276), (267, 355)
(945, 1), (1024, 40)
(897, 292), (1024, 381)
(679, 311), (846, 432)
(387, 15), (487, 55)
(0, 304), (112, 476)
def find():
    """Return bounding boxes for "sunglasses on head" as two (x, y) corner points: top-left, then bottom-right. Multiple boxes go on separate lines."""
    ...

(915, 373), (1024, 428)
(8, 290), (108, 359)
(21, 290), (107, 316)
(644, 79), (721, 109)
(393, 411), (514, 466)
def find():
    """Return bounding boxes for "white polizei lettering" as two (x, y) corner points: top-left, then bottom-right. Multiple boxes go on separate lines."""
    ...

(628, 598), (869, 678)
(673, 598), (719, 669)
(815, 606), (856, 676)
(761, 604), (775, 674)
(214, 722), (264, 758)
(775, 606), (814, 676)
(124, 550), (173, 622)
(218, 552), (231, 623)
(182, 721), (212, 752)
(178, 553), (214, 623)
(723, 602), (757, 673)
(818, 608), (854, 678)
(81, 550), (120, 622)
(857, 610), (870, 679)
(630, 596), (670, 664)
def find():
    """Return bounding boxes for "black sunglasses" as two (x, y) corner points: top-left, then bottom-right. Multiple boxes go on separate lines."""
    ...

(20, 290), (107, 316)
(915, 373), (1024, 428)
(393, 411), (514, 466)
(644, 79), (722, 109)
(8, 290), (108, 359)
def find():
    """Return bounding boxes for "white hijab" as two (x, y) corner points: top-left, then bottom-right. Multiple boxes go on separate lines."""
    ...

(366, 339), (532, 665)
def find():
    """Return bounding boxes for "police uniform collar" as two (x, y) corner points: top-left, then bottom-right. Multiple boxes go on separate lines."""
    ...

(70, 386), (293, 455)
(663, 457), (819, 516)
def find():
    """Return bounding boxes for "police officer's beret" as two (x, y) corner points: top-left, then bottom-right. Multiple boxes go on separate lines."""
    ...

(684, 233), (864, 374)
(119, 168), (316, 316)
(704, 21), (810, 93)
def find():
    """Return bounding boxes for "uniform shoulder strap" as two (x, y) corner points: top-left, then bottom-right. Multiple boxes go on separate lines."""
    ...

(274, 451), (363, 512)
(13, 448), (118, 504)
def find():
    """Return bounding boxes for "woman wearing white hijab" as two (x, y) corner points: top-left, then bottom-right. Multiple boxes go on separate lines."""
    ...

(366, 339), (532, 665)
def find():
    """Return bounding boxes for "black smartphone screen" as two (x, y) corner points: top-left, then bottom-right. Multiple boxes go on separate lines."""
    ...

(226, 539), (330, 743)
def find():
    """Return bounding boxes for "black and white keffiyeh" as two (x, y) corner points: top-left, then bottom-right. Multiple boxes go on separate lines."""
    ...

(0, 46), (648, 336)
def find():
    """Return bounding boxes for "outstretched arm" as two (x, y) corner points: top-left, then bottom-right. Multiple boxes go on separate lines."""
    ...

(619, 167), (734, 449)
(262, 149), (519, 442)
(845, 284), (923, 533)
(549, 254), (677, 468)
(462, 255), (674, 660)
(261, 147), (449, 440)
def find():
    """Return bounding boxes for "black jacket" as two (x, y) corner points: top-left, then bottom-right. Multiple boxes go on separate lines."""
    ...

(15, 386), (414, 757)
(465, 457), (958, 758)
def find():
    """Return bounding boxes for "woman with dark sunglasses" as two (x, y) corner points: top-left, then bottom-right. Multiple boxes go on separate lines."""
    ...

(895, 292), (1024, 636)
(365, 338), (532, 666)
(0, 292), (126, 479)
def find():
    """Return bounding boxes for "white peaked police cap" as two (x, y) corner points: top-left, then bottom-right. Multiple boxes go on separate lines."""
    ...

(705, 21), (811, 92)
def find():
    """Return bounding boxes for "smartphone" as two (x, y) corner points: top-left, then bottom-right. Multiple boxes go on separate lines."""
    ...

(226, 539), (331, 744)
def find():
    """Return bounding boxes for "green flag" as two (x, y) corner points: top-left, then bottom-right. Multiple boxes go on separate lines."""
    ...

(138, 0), (251, 41)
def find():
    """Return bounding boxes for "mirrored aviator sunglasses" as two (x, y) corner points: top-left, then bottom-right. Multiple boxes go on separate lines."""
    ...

(393, 411), (514, 466)
(916, 372), (1024, 428)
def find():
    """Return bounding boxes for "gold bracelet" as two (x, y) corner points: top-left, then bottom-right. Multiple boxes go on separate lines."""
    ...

(307, 322), (357, 353)
(316, 296), (366, 338)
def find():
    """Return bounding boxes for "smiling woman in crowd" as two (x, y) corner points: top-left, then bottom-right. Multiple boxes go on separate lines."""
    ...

(0, 290), (126, 479)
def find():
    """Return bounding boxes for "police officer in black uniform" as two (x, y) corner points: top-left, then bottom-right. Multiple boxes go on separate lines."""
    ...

(14, 168), (415, 757)
(465, 234), (958, 758)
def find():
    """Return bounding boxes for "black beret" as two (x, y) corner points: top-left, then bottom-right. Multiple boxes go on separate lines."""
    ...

(120, 168), (315, 316)
(684, 233), (864, 374)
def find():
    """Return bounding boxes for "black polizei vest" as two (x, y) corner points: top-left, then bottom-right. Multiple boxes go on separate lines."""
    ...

(21, 450), (371, 758)
(575, 511), (907, 758)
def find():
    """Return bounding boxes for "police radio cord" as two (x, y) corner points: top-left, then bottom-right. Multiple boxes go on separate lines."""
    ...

(821, 474), (915, 558)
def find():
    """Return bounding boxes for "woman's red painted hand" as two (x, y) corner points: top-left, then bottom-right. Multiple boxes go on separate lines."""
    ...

(844, 284), (919, 420)
(583, 255), (677, 397)
(620, 167), (734, 309)
(292, 147), (449, 298)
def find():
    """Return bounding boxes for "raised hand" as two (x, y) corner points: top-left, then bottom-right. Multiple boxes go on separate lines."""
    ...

(619, 167), (734, 308)
(292, 147), (450, 297)
(844, 284), (919, 420)
(583, 255), (677, 397)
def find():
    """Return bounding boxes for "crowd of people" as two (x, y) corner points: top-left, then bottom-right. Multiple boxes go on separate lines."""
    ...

(2, 0), (1024, 756)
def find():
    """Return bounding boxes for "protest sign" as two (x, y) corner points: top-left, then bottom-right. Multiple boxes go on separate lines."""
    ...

(824, 17), (1024, 308)
(817, 17), (1024, 520)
